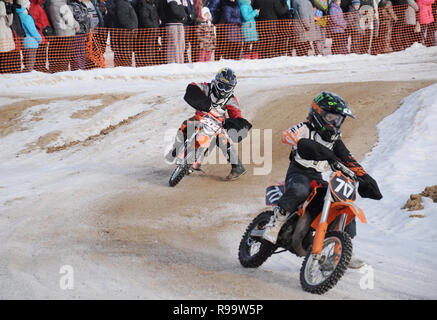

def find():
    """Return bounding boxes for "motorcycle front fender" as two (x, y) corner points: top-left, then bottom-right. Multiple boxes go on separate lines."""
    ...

(310, 200), (367, 230)
(330, 201), (367, 224)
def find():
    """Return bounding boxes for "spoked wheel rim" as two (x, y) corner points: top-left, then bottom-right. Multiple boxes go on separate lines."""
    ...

(245, 222), (268, 257)
(238, 211), (276, 268)
(303, 236), (342, 286)
(247, 237), (262, 256)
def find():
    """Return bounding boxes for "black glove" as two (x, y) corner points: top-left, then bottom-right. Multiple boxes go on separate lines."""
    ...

(223, 118), (252, 143)
(184, 84), (211, 112)
(357, 174), (383, 200)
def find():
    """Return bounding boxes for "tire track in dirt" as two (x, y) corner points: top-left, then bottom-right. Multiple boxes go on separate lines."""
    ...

(0, 93), (134, 138)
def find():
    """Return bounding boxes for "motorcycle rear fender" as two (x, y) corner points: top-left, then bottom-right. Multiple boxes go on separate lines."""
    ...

(310, 200), (366, 230)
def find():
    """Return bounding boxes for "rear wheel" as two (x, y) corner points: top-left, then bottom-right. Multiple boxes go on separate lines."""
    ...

(238, 211), (276, 268)
(300, 231), (353, 294)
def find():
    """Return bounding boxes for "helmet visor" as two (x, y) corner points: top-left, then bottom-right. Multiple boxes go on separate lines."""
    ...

(322, 112), (344, 128)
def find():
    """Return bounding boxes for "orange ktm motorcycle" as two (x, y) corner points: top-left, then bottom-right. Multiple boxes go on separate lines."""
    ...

(169, 108), (229, 187)
(238, 158), (367, 294)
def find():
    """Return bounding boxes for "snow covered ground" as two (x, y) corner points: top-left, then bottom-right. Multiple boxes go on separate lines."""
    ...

(0, 43), (437, 299)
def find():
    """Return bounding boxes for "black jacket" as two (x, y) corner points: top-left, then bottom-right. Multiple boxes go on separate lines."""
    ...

(252, 0), (288, 21)
(136, 0), (160, 28)
(161, 0), (187, 24)
(114, 0), (139, 29)
(11, 3), (26, 37)
(182, 0), (197, 26)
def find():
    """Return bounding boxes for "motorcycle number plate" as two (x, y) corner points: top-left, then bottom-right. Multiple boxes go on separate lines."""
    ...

(201, 115), (221, 135)
(330, 173), (357, 201)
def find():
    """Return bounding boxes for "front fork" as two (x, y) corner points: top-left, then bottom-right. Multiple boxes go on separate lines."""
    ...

(311, 192), (347, 260)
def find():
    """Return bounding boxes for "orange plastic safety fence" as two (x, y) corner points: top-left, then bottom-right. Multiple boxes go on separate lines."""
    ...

(0, 4), (435, 74)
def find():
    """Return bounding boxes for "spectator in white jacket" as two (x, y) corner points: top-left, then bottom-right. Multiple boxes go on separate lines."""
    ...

(404, 0), (419, 49)
(0, 0), (16, 73)
(47, 0), (79, 72)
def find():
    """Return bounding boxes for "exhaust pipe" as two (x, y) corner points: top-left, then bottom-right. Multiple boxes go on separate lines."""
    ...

(291, 213), (311, 257)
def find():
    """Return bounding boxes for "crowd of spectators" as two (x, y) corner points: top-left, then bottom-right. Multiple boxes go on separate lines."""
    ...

(0, 0), (436, 73)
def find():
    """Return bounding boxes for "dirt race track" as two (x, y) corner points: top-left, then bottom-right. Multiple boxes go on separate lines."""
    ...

(0, 79), (434, 299)
(88, 81), (433, 299)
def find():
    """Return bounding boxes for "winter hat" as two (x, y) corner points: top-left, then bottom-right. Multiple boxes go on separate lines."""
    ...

(201, 7), (211, 20)
(19, 0), (31, 9)
(352, 0), (360, 5)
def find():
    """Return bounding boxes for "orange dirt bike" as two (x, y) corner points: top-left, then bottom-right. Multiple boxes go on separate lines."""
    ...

(169, 109), (229, 187)
(238, 158), (367, 294)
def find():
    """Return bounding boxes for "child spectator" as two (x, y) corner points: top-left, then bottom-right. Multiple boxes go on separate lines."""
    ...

(377, 0), (397, 53)
(238, 0), (259, 59)
(16, 0), (42, 72)
(391, 0), (409, 51)
(417, 0), (435, 46)
(196, 6), (216, 61)
(404, 0), (420, 48)
(346, 0), (364, 54)
(329, 0), (347, 54)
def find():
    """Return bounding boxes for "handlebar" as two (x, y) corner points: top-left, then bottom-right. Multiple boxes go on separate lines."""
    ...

(330, 161), (357, 180)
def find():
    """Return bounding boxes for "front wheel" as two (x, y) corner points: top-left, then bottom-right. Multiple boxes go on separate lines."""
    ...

(300, 231), (353, 294)
(169, 165), (190, 187)
(238, 211), (276, 268)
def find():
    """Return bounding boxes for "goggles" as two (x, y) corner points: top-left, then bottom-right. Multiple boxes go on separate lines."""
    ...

(215, 80), (234, 93)
(322, 112), (344, 128)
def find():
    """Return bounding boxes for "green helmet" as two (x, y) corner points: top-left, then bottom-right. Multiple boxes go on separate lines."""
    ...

(308, 91), (355, 142)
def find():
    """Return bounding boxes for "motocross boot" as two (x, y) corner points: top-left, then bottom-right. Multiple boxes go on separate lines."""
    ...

(225, 161), (247, 180)
(165, 148), (177, 163)
(165, 132), (185, 163)
(262, 206), (290, 245)
(224, 145), (246, 180)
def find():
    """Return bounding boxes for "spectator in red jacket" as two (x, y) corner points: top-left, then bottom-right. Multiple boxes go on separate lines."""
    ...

(417, 0), (435, 46)
(29, 0), (51, 72)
